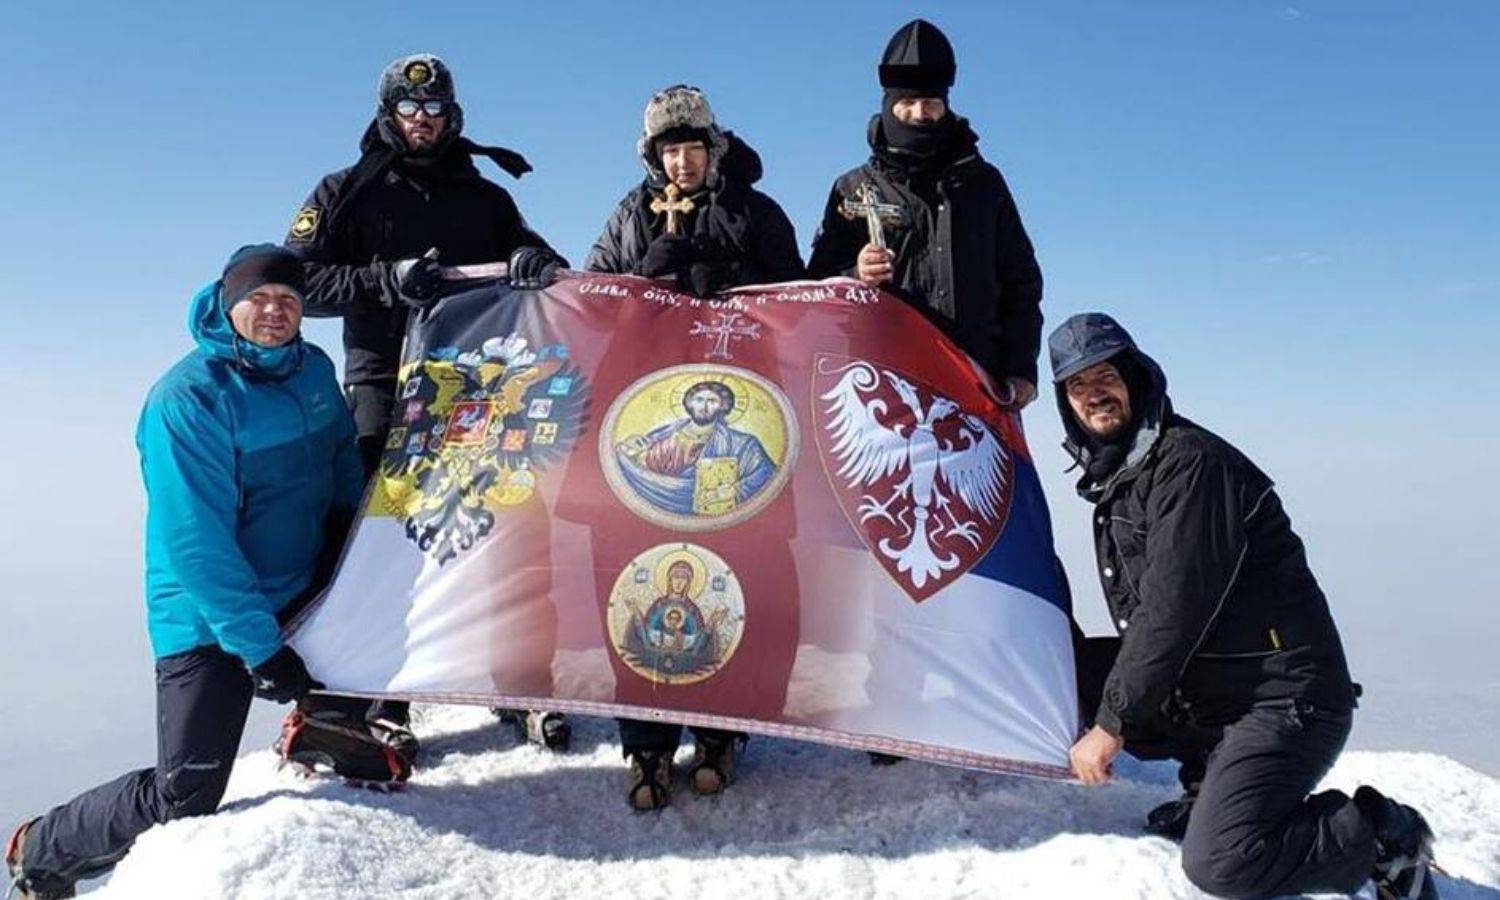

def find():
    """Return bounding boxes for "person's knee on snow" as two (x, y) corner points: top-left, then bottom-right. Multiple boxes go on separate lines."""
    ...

(156, 758), (234, 822)
(1180, 821), (1281, 899)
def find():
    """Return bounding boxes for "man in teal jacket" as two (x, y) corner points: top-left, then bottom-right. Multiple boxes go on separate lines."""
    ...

(6, 245), (364, 899)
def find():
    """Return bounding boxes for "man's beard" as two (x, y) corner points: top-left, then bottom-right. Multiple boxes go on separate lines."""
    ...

(1084, 400), (1130, 440)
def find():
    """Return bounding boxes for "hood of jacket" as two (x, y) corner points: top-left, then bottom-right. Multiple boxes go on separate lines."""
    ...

(1047, 312), (1170, 490)
(188, 281), (304, 381)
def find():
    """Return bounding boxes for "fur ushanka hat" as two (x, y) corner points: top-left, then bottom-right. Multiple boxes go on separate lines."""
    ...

(636, 84), (730, 188)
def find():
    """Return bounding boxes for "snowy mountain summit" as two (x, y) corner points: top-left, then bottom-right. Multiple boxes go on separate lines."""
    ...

(96, 706), (1499, 899)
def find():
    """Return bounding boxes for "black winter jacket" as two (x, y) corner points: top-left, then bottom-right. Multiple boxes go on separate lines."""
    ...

(584, 133), (805, 284)
(1053, 327), (1357, 736)
(808, 116), (1043, 384)
(285, 122), (554, 388)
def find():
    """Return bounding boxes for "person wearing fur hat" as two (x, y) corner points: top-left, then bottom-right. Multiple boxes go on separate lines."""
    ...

(1051, 312), (1441, 900)
(584, 84), (804, 295)
(286, 54), (564, 475)
(6, 247), (362, 900)
(809, 19), (1044, 409)
(281, 54), (570, 767)
(584, 85), (803, 811)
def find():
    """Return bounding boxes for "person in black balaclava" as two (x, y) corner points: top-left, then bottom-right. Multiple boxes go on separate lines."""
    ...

(809, 19), (1044, 409)
(280, 53), (569, 778)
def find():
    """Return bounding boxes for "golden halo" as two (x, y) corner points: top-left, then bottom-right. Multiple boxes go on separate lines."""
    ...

(651, 546), (707, 598)
(598, 363), (799, 533)
(668, 374), (750, 425)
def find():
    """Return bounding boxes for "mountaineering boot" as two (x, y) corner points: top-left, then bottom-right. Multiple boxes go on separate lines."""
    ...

(625, 749), (674, 811)
(369, 715), (421, 769)
(276, 706), (412, 787)
(492, 708), (571, 751)
(5, 820), (75, 900)
(1355, 786), (1442, 900)
(1144, 793), (1196, 841)
(688, 732), (743, 797)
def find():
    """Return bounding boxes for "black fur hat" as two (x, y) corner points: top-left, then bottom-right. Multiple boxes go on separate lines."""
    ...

(375, 53), (464, 153)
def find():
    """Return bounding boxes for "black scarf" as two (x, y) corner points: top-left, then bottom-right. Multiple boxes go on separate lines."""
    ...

(1083, 434), (1133, 482)
(869, 113), (978, 180)
(322, 120), (533, 238)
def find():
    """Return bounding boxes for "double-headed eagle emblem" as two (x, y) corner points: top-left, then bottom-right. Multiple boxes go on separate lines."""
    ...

(820, 360), (1011, 596)
(379, 334), (587, 565)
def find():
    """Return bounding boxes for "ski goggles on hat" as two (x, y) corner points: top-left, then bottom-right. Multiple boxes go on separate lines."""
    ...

(392, 98), (448, 118)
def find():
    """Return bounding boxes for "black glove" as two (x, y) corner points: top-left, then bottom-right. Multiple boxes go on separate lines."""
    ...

(508, 246), (565, 289)
(685, 261), (729, 297)
(386, 249), (443, 308)
(683, 235), (734, 296)
(639, 234), (695, 279)
(250, 646), (323, 704)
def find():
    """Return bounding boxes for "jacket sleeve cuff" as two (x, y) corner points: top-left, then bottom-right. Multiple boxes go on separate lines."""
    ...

(1001, 356), (1039, 387)
(239, 641), (284, 671)
(1095, 706), (1124, 738)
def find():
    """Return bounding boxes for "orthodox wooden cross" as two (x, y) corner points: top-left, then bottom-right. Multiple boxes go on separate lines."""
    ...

(649, 183), (696, 236)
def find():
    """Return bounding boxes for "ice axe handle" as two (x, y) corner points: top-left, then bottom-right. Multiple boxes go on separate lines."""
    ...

(439, 261), (510, 281)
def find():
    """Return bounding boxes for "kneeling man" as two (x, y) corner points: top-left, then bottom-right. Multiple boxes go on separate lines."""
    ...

(1051, 312), (1439, 900)
(6, 246), (363, 899)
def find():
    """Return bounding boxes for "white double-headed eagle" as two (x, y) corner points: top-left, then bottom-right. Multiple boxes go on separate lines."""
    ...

(821, 361), (1009, 589)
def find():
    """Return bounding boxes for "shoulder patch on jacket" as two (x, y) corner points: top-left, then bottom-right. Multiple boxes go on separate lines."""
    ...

(287, 206), (321, 243)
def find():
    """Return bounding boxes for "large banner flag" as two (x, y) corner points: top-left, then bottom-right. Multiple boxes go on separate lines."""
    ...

(291, 274), (1078, 778)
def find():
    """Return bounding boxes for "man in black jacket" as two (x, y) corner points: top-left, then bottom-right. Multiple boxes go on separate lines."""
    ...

(281, 53), (568, 768)
(585, 85), (804, 811)
(808, 19), (1043, 408)
(286, 53), (563, 475)
(1051, 312), (1440, 900)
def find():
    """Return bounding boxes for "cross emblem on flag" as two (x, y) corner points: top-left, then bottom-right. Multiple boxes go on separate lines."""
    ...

(689, 312), (761, 361)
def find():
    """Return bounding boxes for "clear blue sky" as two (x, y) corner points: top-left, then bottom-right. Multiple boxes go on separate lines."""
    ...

(1, 1), (1497, 818)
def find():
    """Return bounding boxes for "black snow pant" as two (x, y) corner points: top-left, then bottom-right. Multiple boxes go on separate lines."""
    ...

(617, 719), (741, 755)
(20, 646), (254, 889)
(348, 381), (396, 478)
(1076, 635), (1379, 899)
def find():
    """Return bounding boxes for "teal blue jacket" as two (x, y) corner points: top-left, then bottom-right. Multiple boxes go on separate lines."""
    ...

(138, 282), (364, 667)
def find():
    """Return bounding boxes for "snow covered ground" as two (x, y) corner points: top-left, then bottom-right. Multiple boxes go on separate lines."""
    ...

(92, 705), (1499, 899)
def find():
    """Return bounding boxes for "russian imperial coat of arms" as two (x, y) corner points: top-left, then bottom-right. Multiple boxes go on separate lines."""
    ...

(368, 334), (588, 564)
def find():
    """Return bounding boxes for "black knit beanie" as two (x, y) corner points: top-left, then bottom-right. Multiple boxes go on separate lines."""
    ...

(221, 244), (305, 311)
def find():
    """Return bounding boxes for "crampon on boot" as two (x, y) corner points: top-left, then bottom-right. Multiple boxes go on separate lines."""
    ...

(688, 732), (744, 797)
(492, 709), (571, 751)
(625, 749), (674, 811)
(1356, 786), (1444, 900)
(276, 707), (411, 790)
(6, 820), (75, 900)
(369, 716), (421, 769)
